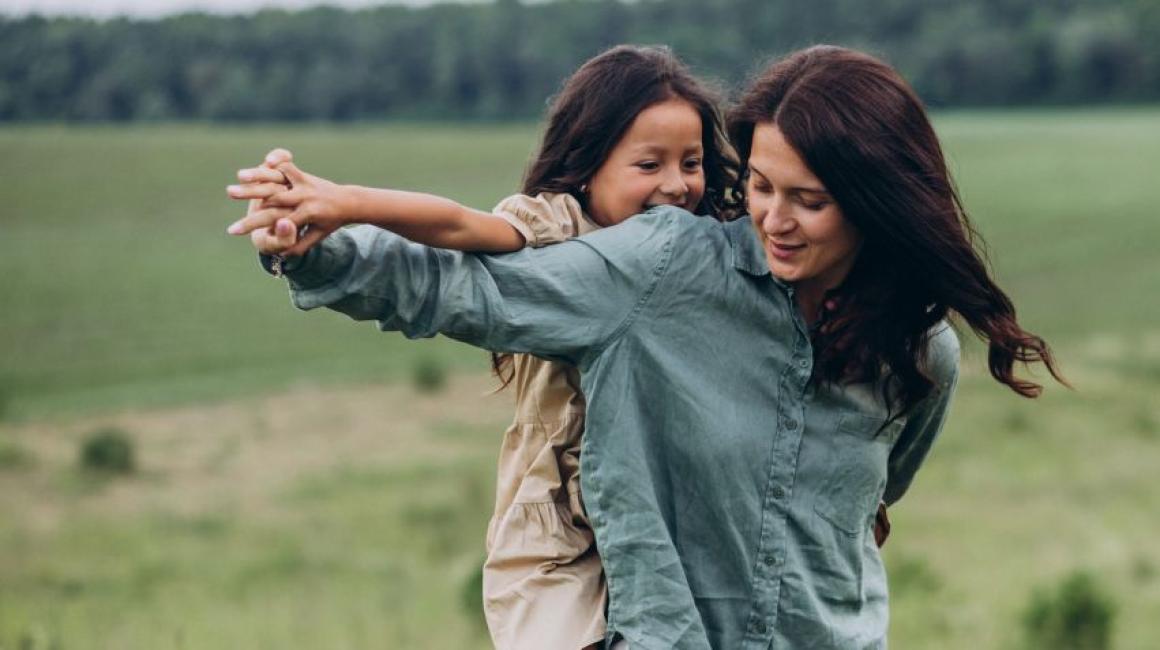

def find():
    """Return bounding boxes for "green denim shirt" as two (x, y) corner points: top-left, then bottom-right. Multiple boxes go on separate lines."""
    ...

(274, 207), (959, 649)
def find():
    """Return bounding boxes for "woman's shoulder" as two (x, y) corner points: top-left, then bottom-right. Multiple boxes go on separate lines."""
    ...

(626, 205), (729, 237)
(577, 206), (727, 256)
(924, 322), (961, 385)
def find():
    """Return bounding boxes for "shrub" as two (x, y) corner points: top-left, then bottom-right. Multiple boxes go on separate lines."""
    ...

(1133, 407), (1157, 439)
(460, 560), (486, 629)
(888, 555), (942, 597)
(78, 427), (136, 474)
(411, 356), (447, 393)
(1022, 570), (1116, 650)
(0, 437), (33, 470)
(1131, 555), (1156, 585)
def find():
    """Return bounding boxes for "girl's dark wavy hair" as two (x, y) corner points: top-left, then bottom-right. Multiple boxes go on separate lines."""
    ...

(728, 45), (1065, 415)
(492, 44), (741, 387)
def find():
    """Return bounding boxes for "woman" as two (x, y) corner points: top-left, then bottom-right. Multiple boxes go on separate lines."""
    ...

(230, 46), (1061, 648)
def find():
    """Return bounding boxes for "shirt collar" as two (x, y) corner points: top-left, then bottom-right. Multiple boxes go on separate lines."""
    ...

(724, 216), (779, 280)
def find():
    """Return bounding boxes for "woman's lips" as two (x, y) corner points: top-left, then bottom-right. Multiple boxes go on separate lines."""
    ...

(767, 240), (805, 261)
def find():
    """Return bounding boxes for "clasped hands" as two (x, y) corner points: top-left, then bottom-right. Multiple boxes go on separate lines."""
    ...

(225, 148), (345, 256)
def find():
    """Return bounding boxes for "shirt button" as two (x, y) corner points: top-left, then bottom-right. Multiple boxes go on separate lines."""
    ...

(755, 621), (768, 634)
(785, 419), (798, 430)
(763, 554), (776, 566)
(771, 486), (785, 499)
(798, 358), (809, 368)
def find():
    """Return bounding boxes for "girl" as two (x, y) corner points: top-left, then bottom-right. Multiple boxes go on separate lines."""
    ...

(228, 45), (739, 649)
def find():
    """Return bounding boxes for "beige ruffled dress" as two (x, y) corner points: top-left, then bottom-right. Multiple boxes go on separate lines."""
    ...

(484, 192), (606, 650)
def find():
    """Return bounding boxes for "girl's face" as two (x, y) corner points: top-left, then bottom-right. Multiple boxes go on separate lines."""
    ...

(585, 98), (706, 227)
(747, 122), (863, 300)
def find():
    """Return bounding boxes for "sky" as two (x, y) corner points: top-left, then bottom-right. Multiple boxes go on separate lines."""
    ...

(0, 0), (484, 19)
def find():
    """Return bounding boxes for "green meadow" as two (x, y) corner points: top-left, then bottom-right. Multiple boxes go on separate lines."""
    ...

(1, 110), (1158, 649)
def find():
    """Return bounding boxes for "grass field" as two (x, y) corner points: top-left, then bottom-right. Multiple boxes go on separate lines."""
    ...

(1, 110), (1158, 648)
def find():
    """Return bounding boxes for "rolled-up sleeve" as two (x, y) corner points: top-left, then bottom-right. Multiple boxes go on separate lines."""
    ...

(279, 209), (680, 368)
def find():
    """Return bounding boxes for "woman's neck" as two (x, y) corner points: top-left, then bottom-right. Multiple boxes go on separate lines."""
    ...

(795, 287), (826, 328)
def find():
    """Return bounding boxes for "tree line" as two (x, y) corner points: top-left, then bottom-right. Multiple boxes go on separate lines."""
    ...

(1, 0), (1157, 122)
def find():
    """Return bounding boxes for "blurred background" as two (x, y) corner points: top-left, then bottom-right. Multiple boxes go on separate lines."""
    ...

(0, 0), (1157, 648)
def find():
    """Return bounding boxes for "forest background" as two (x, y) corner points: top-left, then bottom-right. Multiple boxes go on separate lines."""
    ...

(3, 0), (1159, 121)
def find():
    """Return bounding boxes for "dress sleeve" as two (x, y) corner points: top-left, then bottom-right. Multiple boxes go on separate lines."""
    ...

(491, 192), (584, 248)
(883, 324), (961, 506)
(277, 208), (681, 369)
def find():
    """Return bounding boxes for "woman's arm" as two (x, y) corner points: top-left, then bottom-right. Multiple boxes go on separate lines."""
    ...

(272, 209), (681, 368)
(227, 153), (526, 254)
(884, 324), (961, 506)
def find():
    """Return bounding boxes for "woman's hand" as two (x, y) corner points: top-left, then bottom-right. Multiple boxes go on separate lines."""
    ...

(226, 149), (345, 256)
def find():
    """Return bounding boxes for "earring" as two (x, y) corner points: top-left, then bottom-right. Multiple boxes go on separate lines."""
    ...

(579, 184), (589, 194)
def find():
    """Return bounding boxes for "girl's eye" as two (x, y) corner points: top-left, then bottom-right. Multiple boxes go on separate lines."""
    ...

(636, 161), (659, 171)
(683, 158), (703, 171)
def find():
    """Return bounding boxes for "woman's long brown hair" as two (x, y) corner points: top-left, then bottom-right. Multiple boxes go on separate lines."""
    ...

(729, 46), (1065, 415)
(491, 44), (740, 387)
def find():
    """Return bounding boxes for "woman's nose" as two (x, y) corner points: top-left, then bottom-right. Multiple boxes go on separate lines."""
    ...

(760, 197), (794, 234)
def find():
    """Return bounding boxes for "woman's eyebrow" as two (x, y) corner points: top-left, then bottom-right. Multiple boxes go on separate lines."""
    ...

(792, 187), (831, 198)
(750, 165), (829, 195)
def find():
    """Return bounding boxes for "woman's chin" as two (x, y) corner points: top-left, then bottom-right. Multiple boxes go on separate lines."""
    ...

(764, 256), (800, 283)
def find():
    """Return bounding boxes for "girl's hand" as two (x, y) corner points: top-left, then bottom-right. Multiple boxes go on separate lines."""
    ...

(227, 152), (347, 256)
(233, 149), (299, 255)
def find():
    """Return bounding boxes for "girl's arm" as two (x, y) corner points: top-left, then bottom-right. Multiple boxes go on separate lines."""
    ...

(324, 185), (527, 253)
(227, 155), (526, 254)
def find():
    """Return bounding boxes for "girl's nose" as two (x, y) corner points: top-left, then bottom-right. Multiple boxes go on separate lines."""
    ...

(659, 168), (689, 198)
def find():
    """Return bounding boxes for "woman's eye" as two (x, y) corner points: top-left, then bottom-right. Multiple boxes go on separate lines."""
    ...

(801, 199), (830, 211)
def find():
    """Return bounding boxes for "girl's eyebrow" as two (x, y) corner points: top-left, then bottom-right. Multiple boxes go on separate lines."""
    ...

(749, 163), (829, 196)
(630, 141), (703, 155)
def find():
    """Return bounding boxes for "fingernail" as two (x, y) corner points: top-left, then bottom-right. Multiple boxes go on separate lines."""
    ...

(238, 170), (254, 181)
(227, 185), (241, 195)
(227, 222), (242, 235)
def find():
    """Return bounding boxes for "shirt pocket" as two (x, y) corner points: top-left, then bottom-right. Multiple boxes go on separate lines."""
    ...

(813, 412), (903, 536)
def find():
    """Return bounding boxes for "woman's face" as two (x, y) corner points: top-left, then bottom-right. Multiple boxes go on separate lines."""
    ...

(746, 123), (863, 299)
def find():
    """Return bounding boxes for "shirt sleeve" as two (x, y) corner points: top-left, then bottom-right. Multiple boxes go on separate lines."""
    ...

(883, 324), (960, 506)
(277, 208), (681, 369)
(491, 192), (584, 248)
